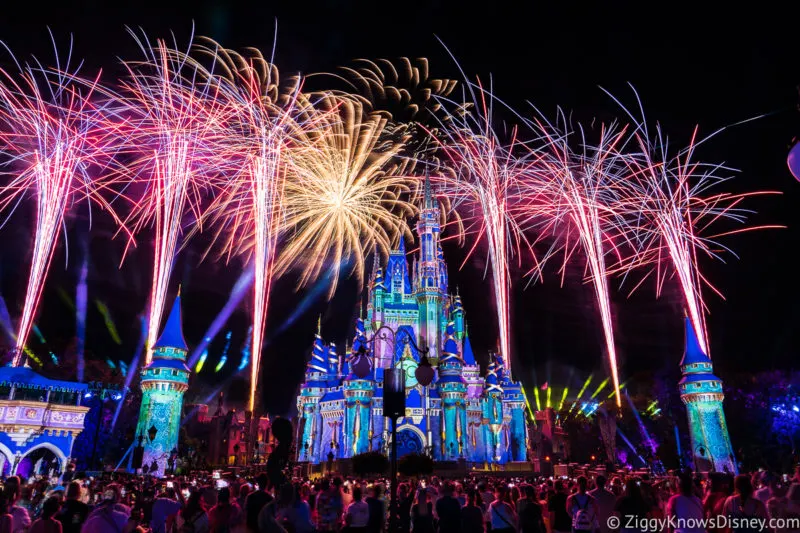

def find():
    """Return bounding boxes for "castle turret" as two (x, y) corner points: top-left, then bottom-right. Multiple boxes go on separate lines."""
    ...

(451, 291), (465, 340)
(679, 318), (736, 473)
(438, 322), (467, 459)
(415, 173), (446, 363)
(461, 328), (483, 399)
(343, 318), (375, 456)
(367, 252), (386, 330)
(386, 238), (411, 297)
(482, 354), (505, 465)
(135, 292), (190, 476)
(327, 342), (340, 385)
(298, 323), (328, 462)
(501, 370), (528, 462)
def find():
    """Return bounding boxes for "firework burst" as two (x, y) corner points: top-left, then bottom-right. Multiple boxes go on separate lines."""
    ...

(275, 94), (417, 297)
(0, 37), (128, 366)
(606, 89), (780, 355)
(518, 114), (632, 407)
(430, 80), (531, 374)
(194, 37), (308, 411)
(117, 30), (235, 364)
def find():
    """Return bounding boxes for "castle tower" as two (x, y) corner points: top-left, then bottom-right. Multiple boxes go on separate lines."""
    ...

(451, 291), (465, 341)
(461, 327), (483, 400)
(135, 292), (190, 476)
(367, 259), (389, 368)
(415, 173), (446, 362)
(679, 318), (737, 474)
(438, 322), (467, 459)
(501, 368), (528, 462)
(482, 354), (505, 465)
(298, 323), (328, 462)
(327, 342), (340, 385)
(343, 318), (375, 456)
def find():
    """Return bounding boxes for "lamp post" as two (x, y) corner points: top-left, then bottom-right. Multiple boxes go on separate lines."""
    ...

(384, 368), (405, 533)
(359, 323), (431, 533)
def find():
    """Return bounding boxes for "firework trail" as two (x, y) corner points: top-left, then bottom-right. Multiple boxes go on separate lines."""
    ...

(187, 265), (253, 369)
(605, 87), (779, 355)
(0, 36), (127, 366)
(430, 79), (530, 375)
(519, 115), (631, 406)
(194, 38), (307, 412)
(118, 31), (234, 364)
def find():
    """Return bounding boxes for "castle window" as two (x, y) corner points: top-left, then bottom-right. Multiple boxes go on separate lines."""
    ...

(172, 370), (178, 376)
(154, 369), (160, 375)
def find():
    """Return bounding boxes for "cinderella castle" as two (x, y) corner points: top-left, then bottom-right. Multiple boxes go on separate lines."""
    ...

(296, 178), (528, 466)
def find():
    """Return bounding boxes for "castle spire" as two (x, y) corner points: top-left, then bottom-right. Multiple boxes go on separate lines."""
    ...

(423, 170), (433, 210)
(306, 327), (328, 376)
(153, 292), (188, 351)
(462, 329), (476, 366)
(681, 317), (711, 366)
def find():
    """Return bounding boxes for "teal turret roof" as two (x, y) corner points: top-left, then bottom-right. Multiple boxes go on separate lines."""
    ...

(153, 294), (188, 351)
(681, 317), (711, 367)
(328, 343), (339, 375)
(451, 294), (464, 315)
(438, 322), (464, 385)
(373, 267), (385, 290)
(484, 359), (498, 387)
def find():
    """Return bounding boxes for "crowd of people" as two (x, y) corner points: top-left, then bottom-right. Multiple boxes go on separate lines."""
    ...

(1, 466), (800, 533)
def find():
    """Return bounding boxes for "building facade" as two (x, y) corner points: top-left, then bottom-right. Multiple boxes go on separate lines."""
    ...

(296, 179), (528, 466)
(0, 366), (90, 477)
(679, 317), (737, 474)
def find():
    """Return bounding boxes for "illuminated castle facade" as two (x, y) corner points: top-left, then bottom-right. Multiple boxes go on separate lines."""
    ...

(135, 294), (190, 476)
(296, 179), (528, 465)
(679, 318), (737, 474)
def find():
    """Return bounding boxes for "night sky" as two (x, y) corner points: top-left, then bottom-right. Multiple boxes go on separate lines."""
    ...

(0, 1), (797, 414)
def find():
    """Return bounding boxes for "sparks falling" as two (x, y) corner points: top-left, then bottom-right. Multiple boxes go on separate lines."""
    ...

(118, 32), (233, 364)
(0, 38), (127, 365)
(431, 80), (529, 375)
(519, 116), (631, 406)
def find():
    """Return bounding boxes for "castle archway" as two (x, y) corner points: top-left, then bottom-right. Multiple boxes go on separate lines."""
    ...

(16, 444), (64, 478)
(0, 443), (12, 477)
(395, 424), (426, 457)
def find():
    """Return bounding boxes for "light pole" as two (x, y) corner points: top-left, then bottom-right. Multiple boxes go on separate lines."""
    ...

(384, 368), (404, 533)
(360, 323), (432, 533)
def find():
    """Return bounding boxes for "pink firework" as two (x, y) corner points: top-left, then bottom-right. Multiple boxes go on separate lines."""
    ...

(431, 80), (531, 375)
(117, 31), (235, 364)
(196, 39), (307, 412)
(0, 38), (126, 366)
(608, 91), (779, 355)
(519, 116), (631, 407)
